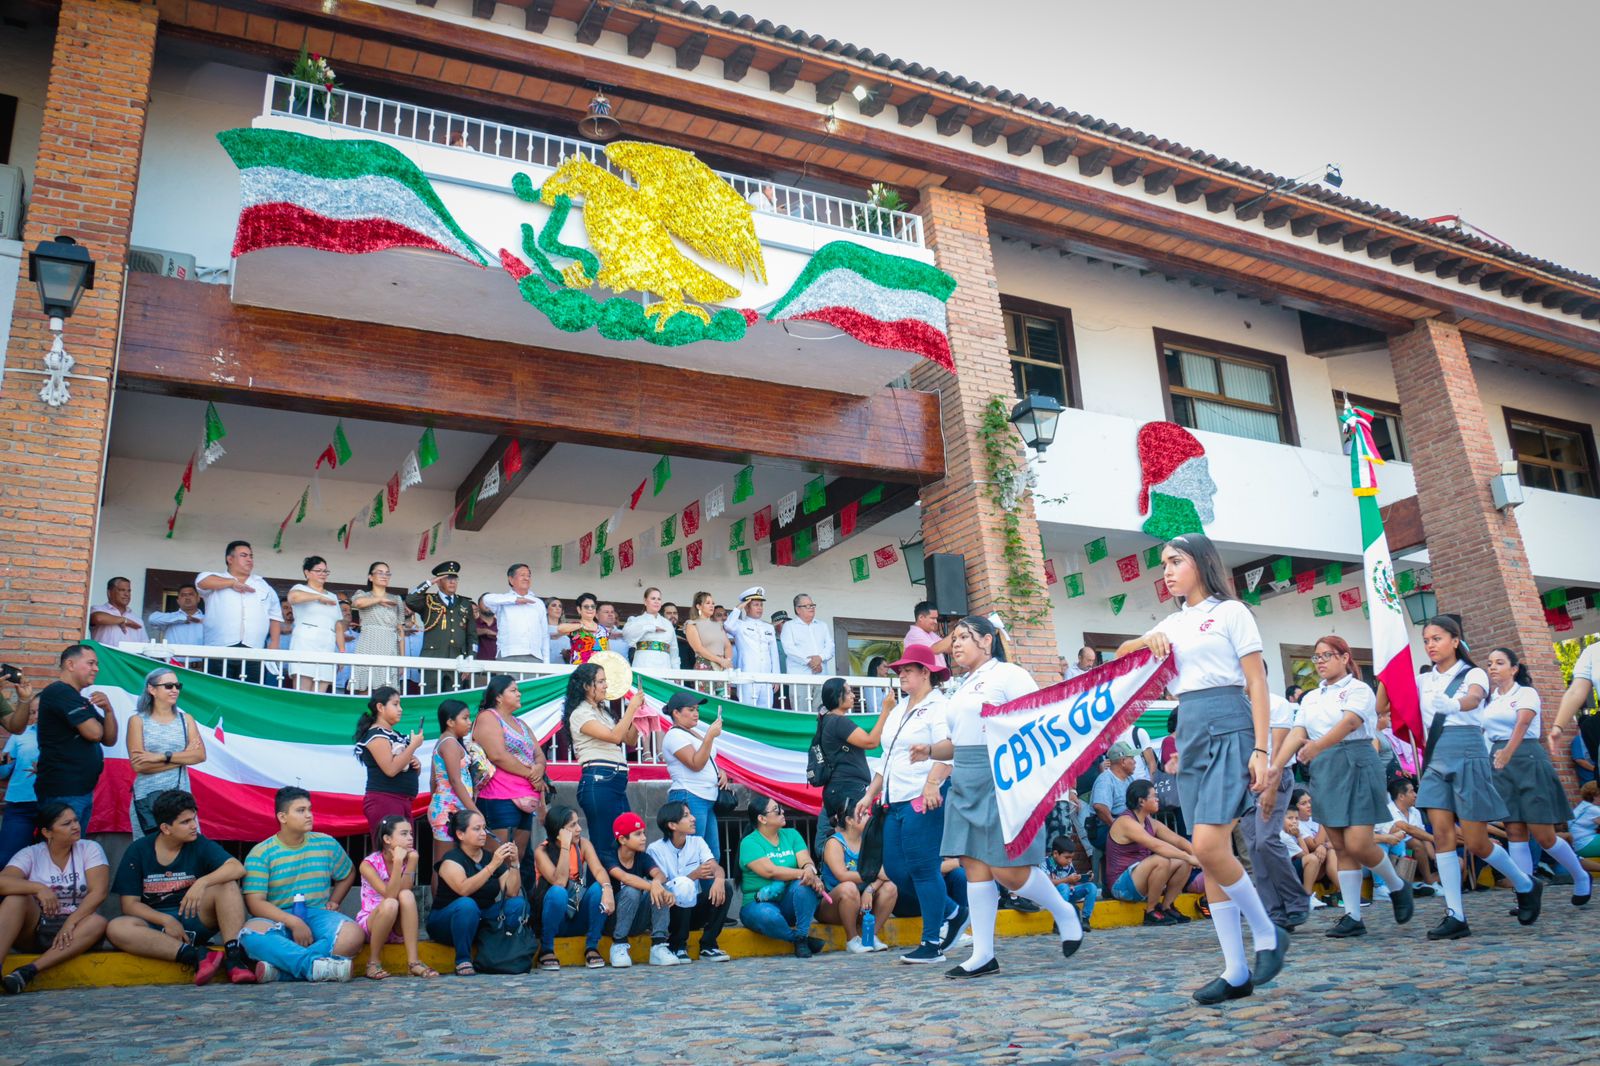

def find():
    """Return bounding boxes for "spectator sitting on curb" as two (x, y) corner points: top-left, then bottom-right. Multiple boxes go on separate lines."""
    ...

(647, 801), (732, 963)
(606, 812), (679, 968)
(1046, 835), (1098, 929)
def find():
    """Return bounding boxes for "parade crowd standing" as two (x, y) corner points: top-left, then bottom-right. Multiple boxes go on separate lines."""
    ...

(0, 534), (1596, 1001)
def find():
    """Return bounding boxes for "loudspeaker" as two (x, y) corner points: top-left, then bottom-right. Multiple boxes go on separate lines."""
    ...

(924, 553), (968, 618)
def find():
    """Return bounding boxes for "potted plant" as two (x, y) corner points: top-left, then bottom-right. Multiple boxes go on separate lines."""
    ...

(854, 182), (909, 237)
(288, 46), (338, 117)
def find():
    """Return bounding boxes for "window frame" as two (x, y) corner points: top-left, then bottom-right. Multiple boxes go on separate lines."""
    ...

(1502, 406), (1599, 499)
(1334, 392), (1408, 463)
(1152, 328), (1300, 446)
(1000, 295), (1081, 410)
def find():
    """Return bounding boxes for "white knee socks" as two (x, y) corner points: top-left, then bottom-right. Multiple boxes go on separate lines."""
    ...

(1436, 850), (1465, 920)
(1219, 873), (1278, 951)
(1337, 869), (1365, 920)
(1014, 867), (1084, 941)
(1543, 838), (1593, 895)
(1364, 855), (1404, 891)
(961, 880), (1000, 972)
(1508, 841), (1534, 877)
(1210, 900), (1250, 987)
(1482, 844), (1534, 892)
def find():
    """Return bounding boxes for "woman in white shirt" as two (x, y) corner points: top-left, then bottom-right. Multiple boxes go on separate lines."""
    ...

(1279, 635), (1412, 937)
(929, 615), (1084, 979)
(661, 692), (729, 864)
(286, 555), (345, 692)
(1408, 615), (1540, 940)
(1118, 533), (1285, 1006)
(1483, 646), (1591, 904)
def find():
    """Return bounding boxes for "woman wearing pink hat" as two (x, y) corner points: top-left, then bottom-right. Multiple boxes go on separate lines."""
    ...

(852, 642), (970, 965)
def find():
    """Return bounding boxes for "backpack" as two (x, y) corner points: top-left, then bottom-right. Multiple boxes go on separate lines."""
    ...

(805, 715), (837, 789)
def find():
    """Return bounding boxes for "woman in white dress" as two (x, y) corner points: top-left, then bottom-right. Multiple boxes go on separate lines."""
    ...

(287, 555), (345, 692)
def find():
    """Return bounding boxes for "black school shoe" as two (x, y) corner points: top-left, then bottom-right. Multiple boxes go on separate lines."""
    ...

(1061, 936), (1082, 959)
(944, 957), (999, 979)
(1325, 915), (1367, 938)
(1192, 976), (1253, 1005)
(1515, 880), (1544, 926)
(1390, 880), (1415, 925)
(1427, 914), (1471, 940)
(1251, 925), (1291, 986)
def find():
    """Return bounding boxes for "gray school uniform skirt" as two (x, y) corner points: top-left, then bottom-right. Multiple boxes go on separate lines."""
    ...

(942, 745), (1045, 867)
(1490, 738), (1573, 825)
(1417, 726), (1507, 823)
(1307, 738), (1390, 828)
(1175, 686), (1255, 829)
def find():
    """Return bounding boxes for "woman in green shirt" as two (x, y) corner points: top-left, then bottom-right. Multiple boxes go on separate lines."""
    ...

(737, 798), (826, 957)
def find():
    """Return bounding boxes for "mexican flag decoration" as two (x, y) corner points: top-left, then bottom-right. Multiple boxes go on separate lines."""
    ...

(1136, 422), (1215, 541)
(199, 403), (228, 469)
(1340, 402), (1423, 752)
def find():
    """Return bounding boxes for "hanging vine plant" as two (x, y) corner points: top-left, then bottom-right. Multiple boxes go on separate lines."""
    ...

(978, 395), (1051, 627)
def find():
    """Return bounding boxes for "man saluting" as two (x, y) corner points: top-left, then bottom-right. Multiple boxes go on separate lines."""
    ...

(406, 561), (476, 692)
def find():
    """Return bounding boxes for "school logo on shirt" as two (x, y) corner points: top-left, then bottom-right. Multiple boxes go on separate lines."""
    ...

(1198, 619), (1216, 633)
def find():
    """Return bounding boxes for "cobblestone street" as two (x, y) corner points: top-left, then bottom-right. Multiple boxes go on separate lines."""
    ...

(4, 893), (1595, 1065)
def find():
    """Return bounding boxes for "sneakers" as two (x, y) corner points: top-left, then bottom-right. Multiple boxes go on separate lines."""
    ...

(1412, 882), (1438, 898)
(1, 964), (35, 995)
(870, 938), (891, 952)
(308, 956), (352, 983)
(938, 904), (969, 953)
(845, 936), (872, 954)
(253, 961), (280, 984)
(794, 939), (814, 959)
(698, 946), (731, 962)
(672, 948), (693, 964)
(227, 962), (258, 985)
(901, 942), (946, 964)
(1143, 909), (1174, 926)
(1427, 914), (1471, 941)
(1307, 896), (1328, 910)
(1168, 908), (1192, 924)
(805, 936), (826, 954)
(647, 944), (680, 966)
(194, 949), (227, 987)
(1515, 880), (1544, 926)
(610, 944), (634, 968)
(1325, 915), (1367, 938)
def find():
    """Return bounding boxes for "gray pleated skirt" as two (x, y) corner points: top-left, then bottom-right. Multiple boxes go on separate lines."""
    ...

(1491, 739), (1573, 825)
(1175, 686), (1254, 829)
(1417, 726), (1507, 823)
(1308, 738), (1390, 828)
(941, 745), (1044, 867)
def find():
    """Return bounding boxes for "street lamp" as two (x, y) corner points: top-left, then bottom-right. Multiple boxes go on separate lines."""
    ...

(1008, 391), (1063, 456)
(27, 235), (96, 407)
(1401, 567), (1437, 626)
(901, 533), (926, 586)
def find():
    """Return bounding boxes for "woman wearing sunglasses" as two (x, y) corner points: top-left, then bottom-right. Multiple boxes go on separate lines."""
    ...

(126, 667), (206, 835)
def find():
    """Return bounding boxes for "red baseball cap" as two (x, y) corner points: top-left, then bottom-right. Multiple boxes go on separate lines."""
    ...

(613, 812), (646, 838)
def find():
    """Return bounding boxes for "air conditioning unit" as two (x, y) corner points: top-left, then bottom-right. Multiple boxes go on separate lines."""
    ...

(0, 165), (22, 241)
(128, 245), (197, 280)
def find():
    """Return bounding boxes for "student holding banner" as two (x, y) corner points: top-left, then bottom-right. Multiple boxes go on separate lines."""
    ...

(1118, 534), (1288, 1005)
(932, 615), (1084, 980)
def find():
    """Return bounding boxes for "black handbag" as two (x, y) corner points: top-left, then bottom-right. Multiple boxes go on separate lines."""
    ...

(473, 907), (536, 974)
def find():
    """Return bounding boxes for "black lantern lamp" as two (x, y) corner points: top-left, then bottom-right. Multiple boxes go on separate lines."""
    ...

(27, 235), (96, 408)
(901, 533), (926, 586)
(1009, 391), (1063, 456)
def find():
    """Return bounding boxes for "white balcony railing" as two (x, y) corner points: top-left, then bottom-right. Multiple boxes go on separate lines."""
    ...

(122, 642), (893, 769)
(262, 76), (925, 246)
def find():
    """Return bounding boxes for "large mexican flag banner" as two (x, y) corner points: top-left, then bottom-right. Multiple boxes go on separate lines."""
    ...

(85, 643), (867, 839)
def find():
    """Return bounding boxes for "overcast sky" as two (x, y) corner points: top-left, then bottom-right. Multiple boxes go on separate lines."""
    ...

(731, 0), (1600, 277)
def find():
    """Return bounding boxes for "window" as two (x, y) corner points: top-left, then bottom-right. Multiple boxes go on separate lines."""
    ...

(1001, 297), (1078, 408)
(1334, 394), (1407, 462)
(1504, 408), (1598, 498)
(1154, 330), (1298, 445)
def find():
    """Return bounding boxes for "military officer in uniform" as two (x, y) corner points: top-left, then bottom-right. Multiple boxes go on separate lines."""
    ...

(724, 586), (778, 708)
(406, 560), (476, 692)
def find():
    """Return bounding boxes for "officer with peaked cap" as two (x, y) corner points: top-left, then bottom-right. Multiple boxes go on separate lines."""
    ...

(406, 560), (476, 691)
(724, 586), (778, 708)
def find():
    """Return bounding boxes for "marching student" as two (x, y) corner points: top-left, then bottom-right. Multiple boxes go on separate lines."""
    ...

(1279, 636), (1412, 938)
(1118, 534), (1287, 1005)
(1482, 647), (1591, 905)
(1404, 616), (1542, 940)
(933, 615), (1085, 980)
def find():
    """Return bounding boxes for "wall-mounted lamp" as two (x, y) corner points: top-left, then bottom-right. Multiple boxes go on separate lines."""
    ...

(27, 235), (95, 407)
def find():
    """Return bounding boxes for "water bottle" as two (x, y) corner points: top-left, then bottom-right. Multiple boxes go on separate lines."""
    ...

(756, 881), (785, 903)
(291, 893), (308, 922)
(861, 909), (876, 948)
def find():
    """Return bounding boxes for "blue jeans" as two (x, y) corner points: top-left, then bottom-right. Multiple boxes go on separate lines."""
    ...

(1112, 866), (1145, 903)
(426, 895), (528, 965)
(577, 764), (631, 871)
(1056, 881), (1099, 922)
(667, 789), (719, 866)
(0, 801), (38, 868)
(240, 908), (355, 980)
(609, 884), (670, 943)
(883, 788), (963, 945)
(538, 880), (606, 953)
(43, 792), (93, 830)
(739, 881), (819, 944)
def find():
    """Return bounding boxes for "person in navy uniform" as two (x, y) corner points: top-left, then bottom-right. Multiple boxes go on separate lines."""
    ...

(406, 561), (476, 692)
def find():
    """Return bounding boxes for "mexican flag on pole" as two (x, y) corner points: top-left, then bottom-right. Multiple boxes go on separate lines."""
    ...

(1341, 402), (1424, 751)
(82, 643), (862, 838)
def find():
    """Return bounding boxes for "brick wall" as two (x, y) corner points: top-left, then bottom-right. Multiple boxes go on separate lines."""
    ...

(0, 0), (158, 671)
(1389, 319), (1574, 796)
(910, 186), (1059, 680)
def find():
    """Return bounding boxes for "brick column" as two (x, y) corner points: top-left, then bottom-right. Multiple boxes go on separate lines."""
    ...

(0, 0), (158, 670)
(1389, 319), (1572, 794)
(910, 186), (1058, 679)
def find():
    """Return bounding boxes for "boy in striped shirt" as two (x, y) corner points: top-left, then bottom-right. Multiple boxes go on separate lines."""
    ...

(238, 786), (361, 982)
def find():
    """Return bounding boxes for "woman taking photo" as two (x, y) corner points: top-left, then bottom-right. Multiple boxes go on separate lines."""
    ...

(286, 556), (344, 692)
(556, 593), (608, 665)
(1483, 646), (1591, 903)
(355, 815), (436, 979)
(812, 677), (889, 828)
(428, 699), (480, 847)
(1118, 533), (1285, 1004)
(662, 692), (728, 861)
(427, 809), (525, 976)
(348, 562), (404, 695)
(1405, 615), (1541, 939)
(471, 675), (547, 860)
(354, 687), (423, 845)
(1279, 636), (1412, 937)
(852, 643), (967, 964)
(565, 662), (640, 872)
(933, 615), (1084, 980)
(127, 667), (206, 836)
(531, 804), (611, 970)
(0, 803), (110, 995)
(685, 591), (733, 672)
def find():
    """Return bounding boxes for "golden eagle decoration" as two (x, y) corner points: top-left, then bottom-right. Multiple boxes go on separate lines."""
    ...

(538, 142), (767, 331)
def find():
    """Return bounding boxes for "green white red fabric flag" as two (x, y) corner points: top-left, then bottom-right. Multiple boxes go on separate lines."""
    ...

(1341, 401), (1424, 750)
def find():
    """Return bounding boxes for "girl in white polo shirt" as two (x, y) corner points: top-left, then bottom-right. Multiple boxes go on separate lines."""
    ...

(1118, 533), (1286, 1006)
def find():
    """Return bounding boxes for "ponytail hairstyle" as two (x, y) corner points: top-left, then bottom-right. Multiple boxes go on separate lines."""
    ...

(301, 555), (327, 578)
(1312, 635), (1360, 682)
(436, 697), (470, 736)
(826, 787), (865, 827)
(447, 807), (481, 843)
(479, 674), (517, 713)
(1423, 615), (1475, 670)
(354, 685), (401, 744)
(562, 662), (606, 742)
(1490, 646), (1534, 688)
(952, 614), (1009, 663)
(365, 561), (390, 591)
(1165, 533), (1237, 603)
(819, 676), (849, 713)
(376, 813), (409, 847)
